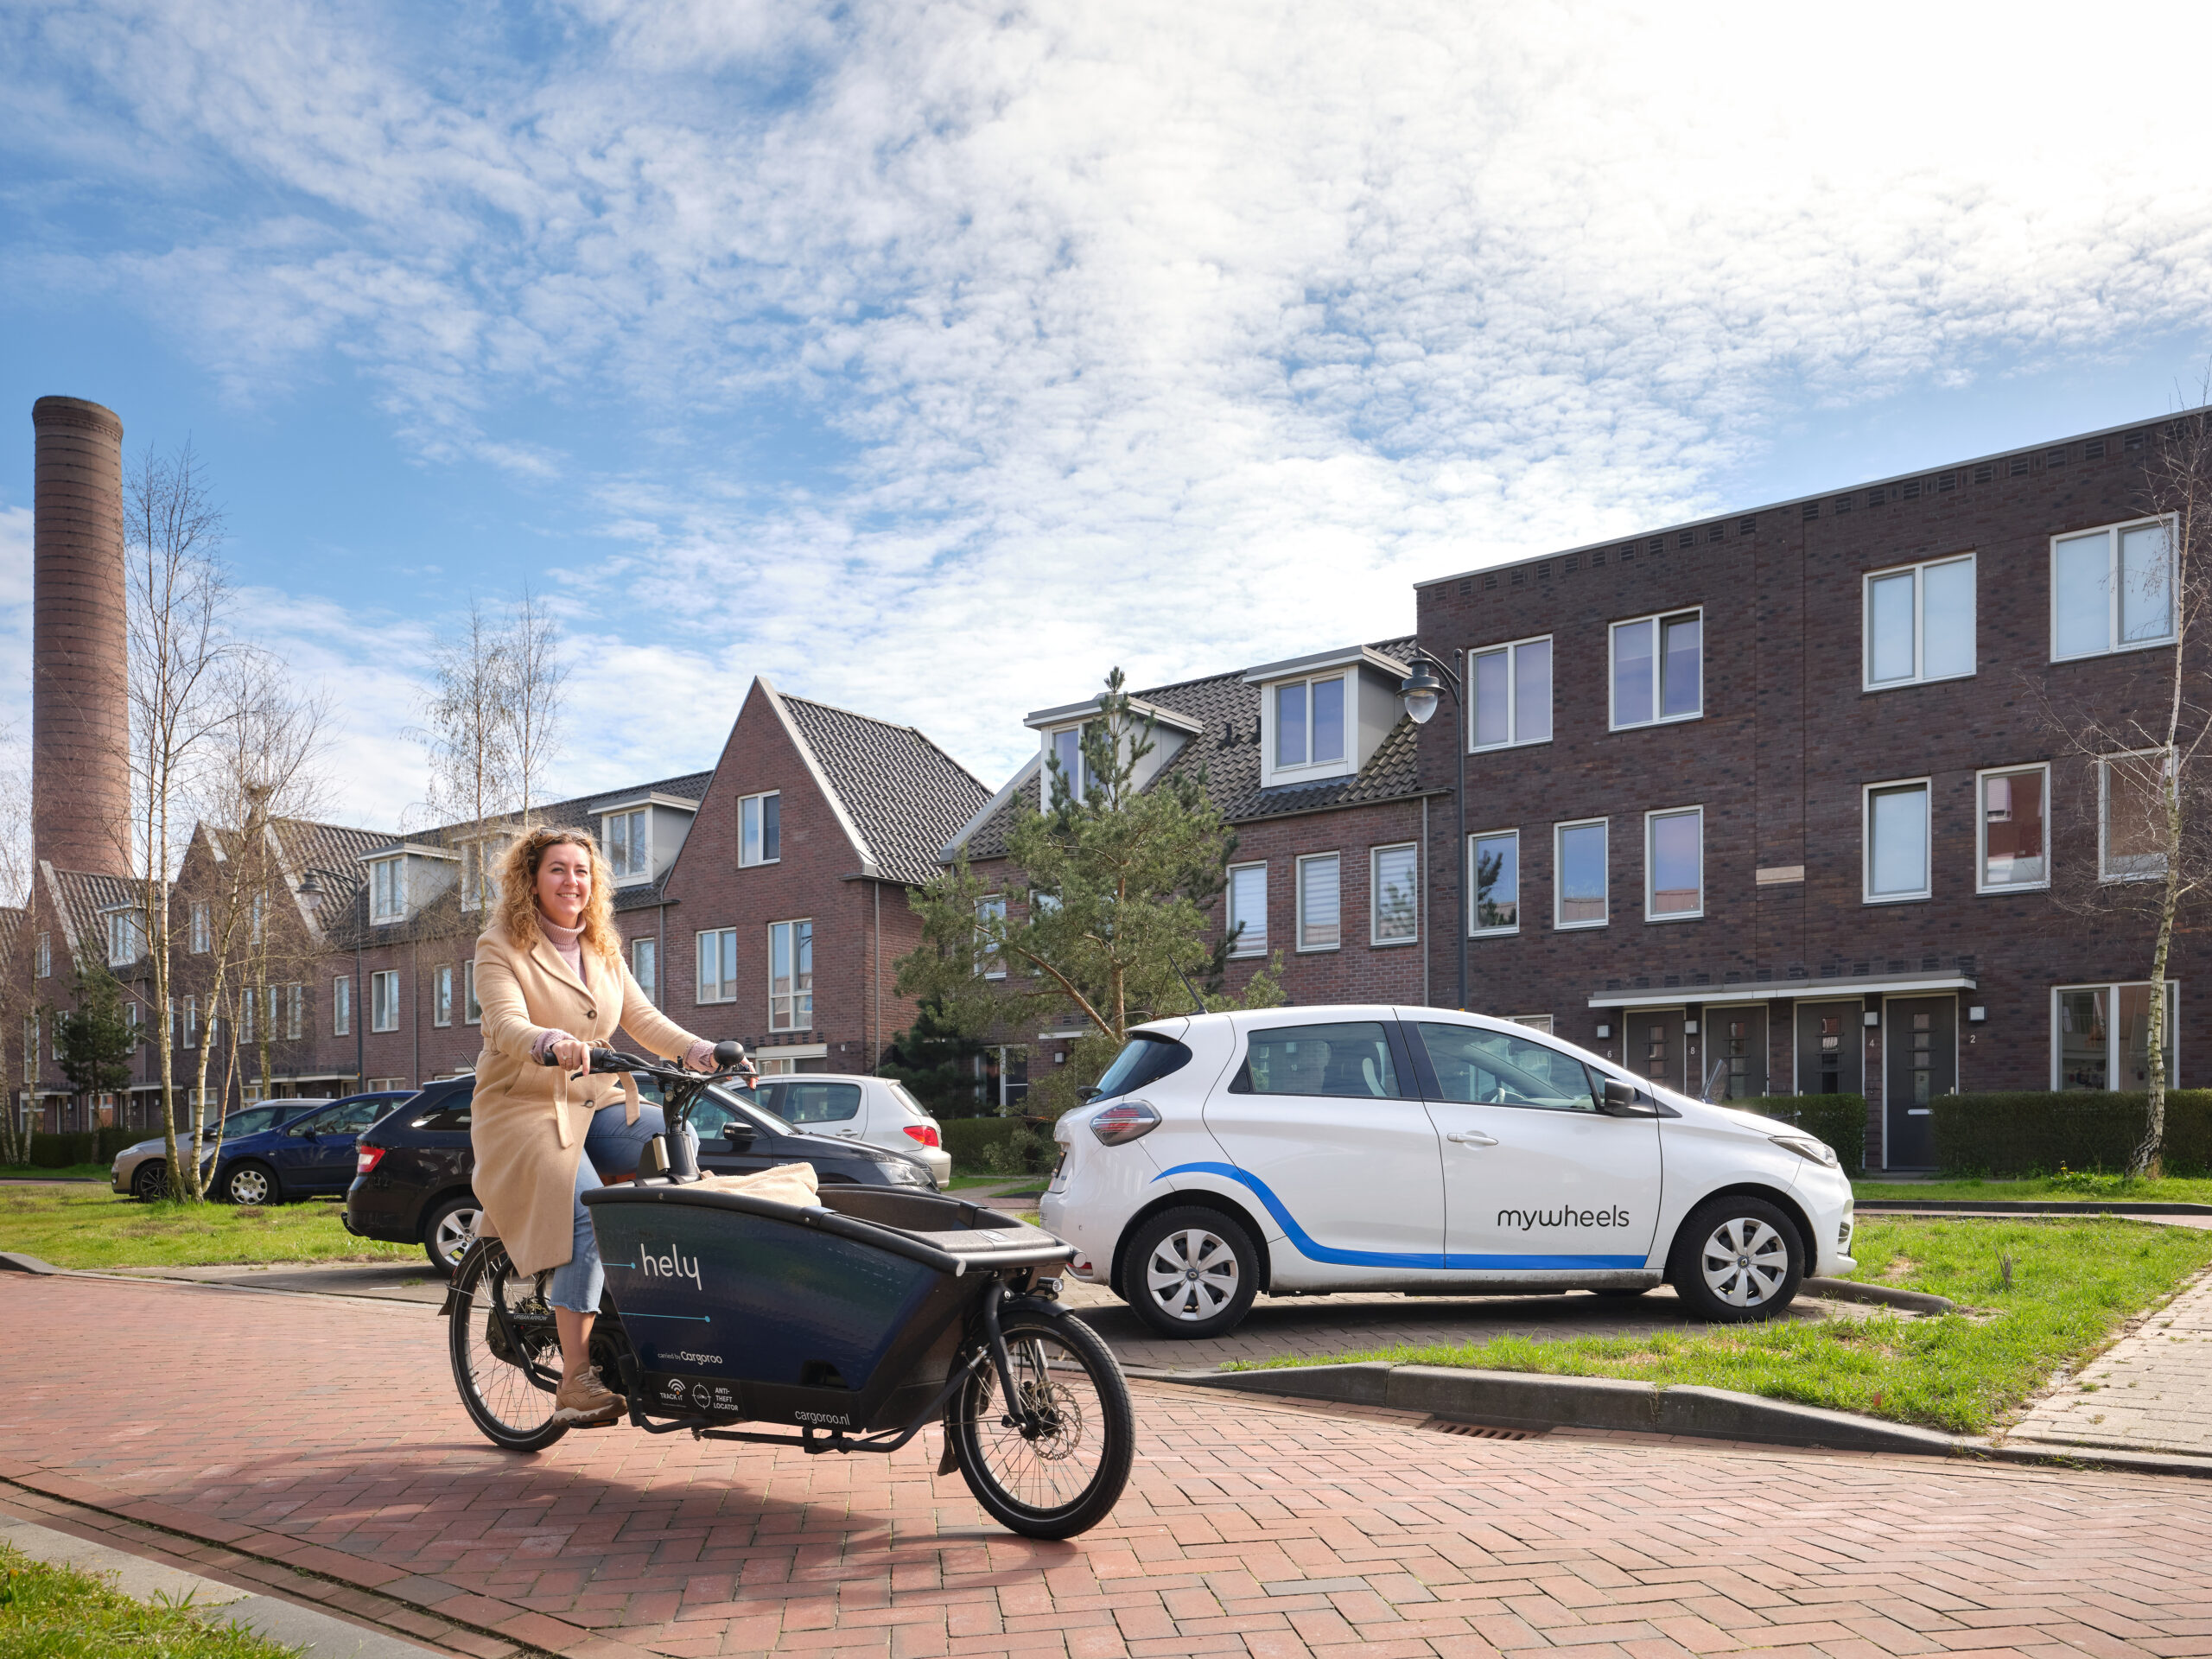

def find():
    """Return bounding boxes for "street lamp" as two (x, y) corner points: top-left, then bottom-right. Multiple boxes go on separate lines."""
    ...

(297, 867), (366, 1092)
(1399, 650), (1466, 1012)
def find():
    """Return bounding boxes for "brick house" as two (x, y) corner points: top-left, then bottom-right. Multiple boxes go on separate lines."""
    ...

(947, 641), (1446, 1100)
(1413, 416), (2204, 1168)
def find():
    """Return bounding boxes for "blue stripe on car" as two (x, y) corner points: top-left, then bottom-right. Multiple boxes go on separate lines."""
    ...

(1151, 1161), (1648, 1271)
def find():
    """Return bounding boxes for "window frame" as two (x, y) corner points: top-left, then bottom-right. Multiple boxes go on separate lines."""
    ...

(35, 931), (49, 978)
(188, 905), (208, 955)
(604, 808), (652, 883)
(696, 926), (739, 1004)
(768, 917), (814, 1033)
(2099, 747), (2173, 884)
(976, 895), (1007, 979)
(1468, 828), (1520, 938)
(333, 975), (351, 1038)
(1271, 675), (1351, 775)
(1552, 817), (1611, 931)
(1046, 726), (1091, 803)
(369, 969), (399, 1033)
(739, 791), (781, 868)
(1976, 762), (2051, 894)
(1863, 552), (1977, 691)
(1608, 607), (1704, 731)
(631, 937), (658, 1002)
(433, 964), (453, 1028)
(2050, 516), (2179, 662)
(2051, 981), (2180, 1090)
(368, 857), (405, 924)
(1225, 861), (1268, 958)
(1294, 852), (1343, 953)
(1370, 842), (1419, 947)
(182, 995), (198, 1049)
(1862, 777), (1933, 905)
(1643, 804), (1705, 923)
(463, 960), (480, 1026)
(1466, 634), (1554, 753)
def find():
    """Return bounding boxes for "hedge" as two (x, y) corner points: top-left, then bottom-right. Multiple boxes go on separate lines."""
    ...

(1721, 1094), (1867, 1176)
(16, 1126), (141, 1169)
(1930, 1090), (2212, 1177)
(941, 1117), (1027, 1173)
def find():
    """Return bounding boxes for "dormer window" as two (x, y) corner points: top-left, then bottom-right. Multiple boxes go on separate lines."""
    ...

(1274, 677), (1345, 771)
(1049, 728), (1091, 801)
(605, 809), (649, 880)
(370, 858), (405, 923)
(460, 842), (498, 912)
(105, 909), (144, 966)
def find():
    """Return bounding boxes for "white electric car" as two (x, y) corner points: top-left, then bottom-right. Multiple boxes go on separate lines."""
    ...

(1040, 1007), (1856, 1338)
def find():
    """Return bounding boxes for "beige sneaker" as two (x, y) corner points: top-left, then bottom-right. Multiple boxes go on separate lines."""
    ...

(552, 1367), (624, 1426)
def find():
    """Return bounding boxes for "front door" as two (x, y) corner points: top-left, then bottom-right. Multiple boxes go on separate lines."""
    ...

(1199, 1018), (1445, 1268)
(1796, 1001), (1864, 1096)
(1884, 998), (1955, 1168)
(1408, 1020), (1662, 1274)
(1713, 1008), (1769, 1100)
(1627, 1009), (1686, 1092)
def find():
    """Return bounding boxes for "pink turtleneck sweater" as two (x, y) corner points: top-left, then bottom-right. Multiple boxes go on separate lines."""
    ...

(531, 915), (715, 1070)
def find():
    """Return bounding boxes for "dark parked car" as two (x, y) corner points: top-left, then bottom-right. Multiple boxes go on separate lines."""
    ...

(111, 1100), (328, 1199)
(207, 1091), (415, 1206)
(346, 1075), (941, 1274)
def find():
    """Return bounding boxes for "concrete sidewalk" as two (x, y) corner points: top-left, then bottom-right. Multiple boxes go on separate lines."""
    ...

(2004, 1264), (2212, 1458)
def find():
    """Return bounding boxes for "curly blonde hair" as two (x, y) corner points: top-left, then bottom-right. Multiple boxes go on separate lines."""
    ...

(493, 826), (623, 965)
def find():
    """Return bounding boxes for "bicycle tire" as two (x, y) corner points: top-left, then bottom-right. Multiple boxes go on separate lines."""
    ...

(949, 1303), (1133, 1539)
(448, 1240), (570, 1452)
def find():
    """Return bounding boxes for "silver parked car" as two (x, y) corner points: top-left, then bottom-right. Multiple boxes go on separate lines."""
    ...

(749, 1073), (952, 1186)
(111, 1101), (327, 1200)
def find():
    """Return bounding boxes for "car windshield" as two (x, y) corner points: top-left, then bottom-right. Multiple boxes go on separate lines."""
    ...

(698, 1084), (786, 1137)
(201, 1105), (296, 1140)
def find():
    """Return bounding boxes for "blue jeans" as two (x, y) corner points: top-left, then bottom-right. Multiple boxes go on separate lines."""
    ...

(544, 1105), (698, 1314)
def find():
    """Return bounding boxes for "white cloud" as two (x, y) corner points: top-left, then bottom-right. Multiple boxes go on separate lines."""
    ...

(10, 0), (2212, 800)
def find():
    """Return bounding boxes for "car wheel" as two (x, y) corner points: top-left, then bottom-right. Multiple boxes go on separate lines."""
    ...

(1123, 1206), (1261, 1339)
(423, 1192), (483, 1277)
(1669, 1196), (1803, 1323)
(224, 1160), (279, 1207)
(131, 1160), (169, 1202)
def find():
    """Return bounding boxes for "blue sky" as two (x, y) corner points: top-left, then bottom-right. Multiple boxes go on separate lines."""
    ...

(5, 1), (2212, 831)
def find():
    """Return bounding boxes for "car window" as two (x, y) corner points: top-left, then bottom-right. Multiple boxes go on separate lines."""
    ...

(702, 1084), (784, 1135)
(208, 1105), (290, 1139)
(334, 1099), (392, 1133)
(1415, 1022), (1600, 1113)
(1092, 1034), (1194, 1101)
(886, 1081), (931, 1116)
(1237, 1022), (1402, 1098)
(779, 1082), (863, 1124)
(289, 1106), (343, 1135)
(410, 1105), (473, 1132)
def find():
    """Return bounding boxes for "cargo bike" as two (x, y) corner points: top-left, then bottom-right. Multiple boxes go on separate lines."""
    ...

(442, 1047), (1135, 1538)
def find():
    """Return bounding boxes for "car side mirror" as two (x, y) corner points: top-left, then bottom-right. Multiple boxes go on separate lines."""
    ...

(1599, 1078), (1660, 1117)
(723, 1122), (756, 1145)
(1078, 1086), (1102, 1103)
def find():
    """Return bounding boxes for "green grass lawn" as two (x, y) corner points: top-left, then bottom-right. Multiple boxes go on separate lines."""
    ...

(1854, 1173), (2212, 1204)
(1237, 1217), (2212, 1435)
(0, 1541), (301, 1658)
(0, 1185), (416, 1271)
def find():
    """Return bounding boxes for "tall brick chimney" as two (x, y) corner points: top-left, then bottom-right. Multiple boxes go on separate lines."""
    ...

(31, 396), (131, 877)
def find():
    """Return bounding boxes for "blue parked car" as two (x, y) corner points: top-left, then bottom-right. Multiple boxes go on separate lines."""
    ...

(209, 1091), (415, 1205)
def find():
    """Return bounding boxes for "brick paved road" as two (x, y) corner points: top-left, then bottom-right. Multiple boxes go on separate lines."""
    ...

(2006, 1266), (2212, 1458)
(5, 1274), (2212, 1659)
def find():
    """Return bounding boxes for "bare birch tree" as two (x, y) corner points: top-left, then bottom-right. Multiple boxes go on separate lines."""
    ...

(2041, 399), (2212, 1179)
(505, 587), (567, 825)
(122, 442), (235, 1200)
(0, 756), (32, 1167)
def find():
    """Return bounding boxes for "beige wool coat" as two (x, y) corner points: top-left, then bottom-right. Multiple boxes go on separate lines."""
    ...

(470, 921), (706, 1278)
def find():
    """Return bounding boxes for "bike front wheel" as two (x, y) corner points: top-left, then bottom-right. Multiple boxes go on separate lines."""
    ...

(448, 1241), (569, 1452)
(949, 1304), (1134, 1539)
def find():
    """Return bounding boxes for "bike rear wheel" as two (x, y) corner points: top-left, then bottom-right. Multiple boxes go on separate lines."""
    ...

(949, 1304), (1133, 1539)
(448, 1241), (569, 1452)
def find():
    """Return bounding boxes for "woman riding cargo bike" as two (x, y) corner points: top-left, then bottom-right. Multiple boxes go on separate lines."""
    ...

(443, 824), (1135, 1538)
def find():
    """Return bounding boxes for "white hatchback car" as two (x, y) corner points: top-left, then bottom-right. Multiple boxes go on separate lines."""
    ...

(1041, 1007), (1857, 1338)
(750, 1072), (953, 1187)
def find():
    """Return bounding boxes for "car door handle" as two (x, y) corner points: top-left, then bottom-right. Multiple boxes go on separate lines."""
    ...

(1445, 1129), (1498, 1147)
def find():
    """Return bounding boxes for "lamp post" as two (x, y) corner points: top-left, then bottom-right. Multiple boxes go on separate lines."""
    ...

(297, 867), (366, 1091)
(1399, 651), (1466, 1012)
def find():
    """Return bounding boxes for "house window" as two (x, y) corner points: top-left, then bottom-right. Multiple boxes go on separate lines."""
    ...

(1511, 1014), (1555, 1033)
(976, 896), (1007, 978)
(333, 976), (351, 1037)
(1275, 677), (1347, 771)
(182, 995), (198, 1048)
(370, 969), (399, 1033)
(1469, 830), (1519, 936)
(1866, 554), (1976, 689)
(1645, 807), (1703, 920)
(250, 893), (264, 945)
(632, 938), (657, 1002)
(740, 792), (780, 868)
(1610, 610), (1702, 728)
(2052, 518), (2176, 660)
(1049, 728), (1091, 802)
(22, 1017), (35, 1084)
(1978, 765), (2049, 891)
(1295, 853), (1341, 950)
(463, 960), (480, 1025)
(698, 927), (739, 1002)
(433, 965), (453, 1027)
(369, 859), (404, 923)
(1554, 819), (1609, 928)
(1864, 779), (1931, 903)
(286, 983), (302, 1040)
(2101, 749), (2171, 881)
(1226, 863), (1268, 957)
(770, 919), (813, 1032)
(2055, 982), (2178, 1090)
(188, 906), (208, 954)
(1371, 843), (1418, 944)
(461, 842), (496, 911)
(606, 809), (649, 880)
(35, 932), (48, 978)
(105, 910), (143, 966)
(1469, 636), (1553, 750)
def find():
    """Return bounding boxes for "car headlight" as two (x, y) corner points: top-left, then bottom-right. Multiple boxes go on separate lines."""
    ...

(1770, 1134), (1839, 1169)
(884, 1158), (922, 1185)
(1090, 1100), (1160, 1147)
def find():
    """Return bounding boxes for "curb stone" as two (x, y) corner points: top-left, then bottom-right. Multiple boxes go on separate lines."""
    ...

(1802, 1275), (1957, 1314)
(0, 1252), (62, 1274)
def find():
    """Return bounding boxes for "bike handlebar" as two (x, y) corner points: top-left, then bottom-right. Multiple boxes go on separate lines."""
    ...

(534, 1041), (753, 1082)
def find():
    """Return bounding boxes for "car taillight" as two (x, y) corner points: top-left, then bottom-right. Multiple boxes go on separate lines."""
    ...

(902, 1123), (941, 1148)
(1090, 1100), (1160, 1146)
(355, 1147), (385, 1175)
